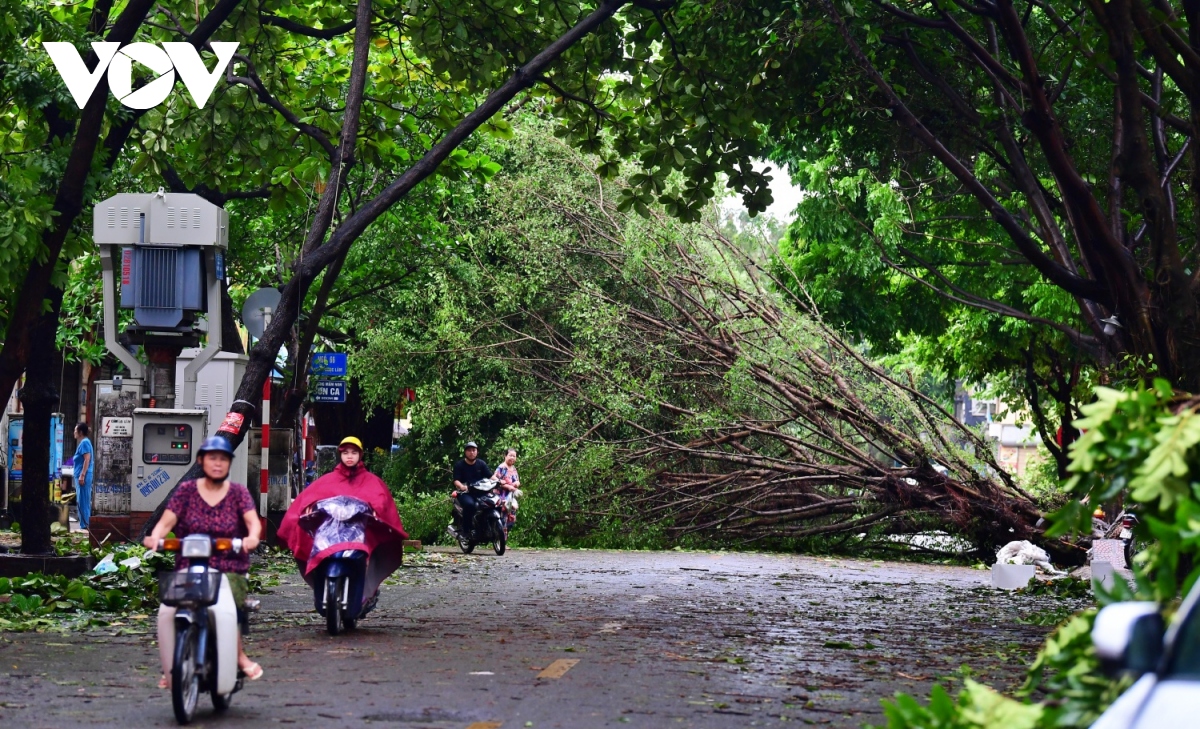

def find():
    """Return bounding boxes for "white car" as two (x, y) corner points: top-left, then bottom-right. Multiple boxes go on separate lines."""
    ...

(1090, 580), (1200, 728)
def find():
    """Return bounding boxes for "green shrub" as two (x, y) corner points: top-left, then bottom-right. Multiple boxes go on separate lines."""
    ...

(397, 491), (453, 545)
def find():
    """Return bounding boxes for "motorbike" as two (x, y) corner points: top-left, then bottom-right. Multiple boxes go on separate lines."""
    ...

(156, 534), (253, 724)
(451, 478), (508, 556)
(299, 495), (382, 635)
(1092, 508), (1144, 568)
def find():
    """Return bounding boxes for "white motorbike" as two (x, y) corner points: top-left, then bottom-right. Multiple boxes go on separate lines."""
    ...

(157, 535), (250, 724)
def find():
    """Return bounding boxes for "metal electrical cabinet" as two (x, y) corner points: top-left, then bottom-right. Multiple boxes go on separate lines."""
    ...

(93, 379), (143, 518)
(5, 413), (65, 506)
(131, 409), (207, 513)
(88, 192), (232, 543)
(173, 349), (248, 488)
(248, 428), (294, 511)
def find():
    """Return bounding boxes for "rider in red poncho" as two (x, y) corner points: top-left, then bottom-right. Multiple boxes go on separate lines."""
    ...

(278, 437), (407, 606)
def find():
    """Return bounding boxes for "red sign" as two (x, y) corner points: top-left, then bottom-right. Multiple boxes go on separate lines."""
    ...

(215, 411), (245, 436)
(121, 248), (133, 286)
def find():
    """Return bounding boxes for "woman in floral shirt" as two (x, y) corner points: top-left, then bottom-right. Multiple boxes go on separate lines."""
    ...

(493, 448), (521, 532)
(144, 437), (263, 688)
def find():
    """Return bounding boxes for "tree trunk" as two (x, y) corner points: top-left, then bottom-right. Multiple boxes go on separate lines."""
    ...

(276, 250), (348, 427)
(18, 288), (64, 555)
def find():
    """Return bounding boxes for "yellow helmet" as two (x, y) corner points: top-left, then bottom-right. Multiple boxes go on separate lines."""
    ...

(338, 436), (364, 451)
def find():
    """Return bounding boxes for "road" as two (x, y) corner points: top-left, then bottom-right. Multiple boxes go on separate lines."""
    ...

(0, 548), (1085, 728)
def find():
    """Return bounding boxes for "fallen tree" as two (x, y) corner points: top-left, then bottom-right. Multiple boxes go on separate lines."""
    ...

(521, 222), (1049, 553)
(362, 137), (1074, 558)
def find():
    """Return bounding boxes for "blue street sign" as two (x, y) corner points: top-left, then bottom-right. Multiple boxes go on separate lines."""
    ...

(311, 352), (347, 376)
(215, 251), (225, 281)
(311, 379), (346, 403)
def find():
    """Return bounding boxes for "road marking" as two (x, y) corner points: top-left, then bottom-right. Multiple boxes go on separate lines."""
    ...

(537, 659), (580, 678)
(466, 722), (503, 729)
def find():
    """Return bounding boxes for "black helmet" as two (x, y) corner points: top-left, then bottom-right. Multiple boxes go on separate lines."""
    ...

(197, 436), (235, 458)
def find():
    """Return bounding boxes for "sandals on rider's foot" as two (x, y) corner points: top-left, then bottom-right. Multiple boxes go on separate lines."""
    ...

(241, 662), (264, 681)
(158, 674), (170, 689)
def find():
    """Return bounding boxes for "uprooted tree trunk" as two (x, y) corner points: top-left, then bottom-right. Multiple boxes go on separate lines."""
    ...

(457, 186), (1081, 562)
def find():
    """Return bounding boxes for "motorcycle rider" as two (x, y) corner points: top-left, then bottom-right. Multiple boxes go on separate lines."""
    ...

(332, 437), (366, 483)
(297, 437), (396, 516)
(278, 436), (407, 616)
(144, 436), (263, 687)
(493, 448), (521, 533)
(450, 441), (490, 538)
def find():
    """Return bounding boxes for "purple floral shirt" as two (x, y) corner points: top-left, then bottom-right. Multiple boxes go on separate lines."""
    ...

(165, 480), (256, 574)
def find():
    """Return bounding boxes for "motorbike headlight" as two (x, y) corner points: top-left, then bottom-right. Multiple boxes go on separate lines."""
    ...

(180, 536), (213, 558)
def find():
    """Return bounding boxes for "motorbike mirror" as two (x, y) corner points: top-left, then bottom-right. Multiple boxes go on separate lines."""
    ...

(1093, 602), (1165, 678)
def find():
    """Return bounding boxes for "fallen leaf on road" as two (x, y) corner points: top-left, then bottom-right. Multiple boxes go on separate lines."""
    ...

(537, 659), (579, 678)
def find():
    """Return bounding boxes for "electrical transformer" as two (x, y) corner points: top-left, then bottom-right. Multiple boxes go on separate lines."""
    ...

(90, 191), (230, 541)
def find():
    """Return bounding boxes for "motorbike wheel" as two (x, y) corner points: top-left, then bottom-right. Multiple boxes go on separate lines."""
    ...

(211, 687), (232, 712)
(1125, 537), (1149, 569)
(325, 577), (343, 636)
(345, 617), (357, 631)
(458, 534), (475, 554)
(171, 624), (201, 724)
(493, 530), (507, 556)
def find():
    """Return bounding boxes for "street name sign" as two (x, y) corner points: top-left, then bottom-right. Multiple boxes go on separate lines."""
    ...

(312, 380), (347, 403)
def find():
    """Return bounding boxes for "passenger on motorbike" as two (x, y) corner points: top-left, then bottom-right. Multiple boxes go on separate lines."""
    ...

(492, 448), (521, 532)
(143, 436), (263, 688)
(450, 441), (490, 538)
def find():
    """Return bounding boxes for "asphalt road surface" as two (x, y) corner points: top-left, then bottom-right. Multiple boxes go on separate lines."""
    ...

(0, 548), (1086, 728)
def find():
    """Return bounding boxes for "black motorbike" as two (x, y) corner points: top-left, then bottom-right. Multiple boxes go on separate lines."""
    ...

(451, 478), (507, 555)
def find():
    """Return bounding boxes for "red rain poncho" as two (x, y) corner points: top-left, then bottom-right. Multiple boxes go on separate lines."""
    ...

(278, 462), (408, 594)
